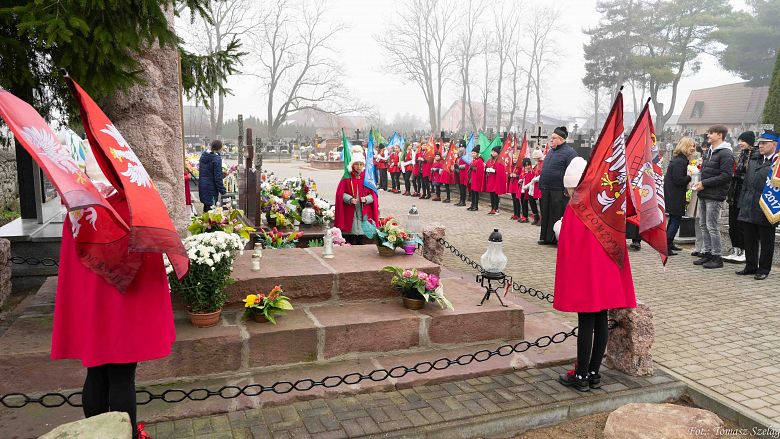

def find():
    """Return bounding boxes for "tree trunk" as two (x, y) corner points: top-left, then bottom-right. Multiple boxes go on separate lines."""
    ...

(103, 7), (187, 233)
(521, 62), (532, 132)
(460, 68), (467, 132)
(217, 92), (224, 138)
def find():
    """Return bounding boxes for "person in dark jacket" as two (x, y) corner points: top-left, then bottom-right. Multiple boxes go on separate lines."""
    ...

(664, 137), (696, 255)
(198, 140), (227, 212)
(722, 131), (755, 263)
(538, 127), (578, 245)
(692, 125), (735, 269)
(735, 130), (779, 280)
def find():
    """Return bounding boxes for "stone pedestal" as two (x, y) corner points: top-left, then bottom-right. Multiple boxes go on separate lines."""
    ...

(40, 412), (132, 439)
(606, 302), (654, 376)
(422, 223), (445, 265)
(0, 238), (10, 309)
(604, 403), (723, 439)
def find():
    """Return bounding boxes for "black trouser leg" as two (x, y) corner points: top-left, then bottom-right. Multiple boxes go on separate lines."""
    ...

(529, 198), (539, 215)
(459, 184), (467, 204)
(403, 173), (411, 193)
(84, 363), (138, 438)
(667, 214), (682, 248)
(521, 197), (529, 218)
(470, 191), (479, 209)
(435, 183), (441, 198)
(422, 177), (430, 197)
(489, 193), (499, 210)
(512, 194), (520, 216)
(576, 311), (609, 377)
(539, 191), (551, 240)
(728, 202), (743, 249)
(743, 221), (776, 274)
(379, 169), (388, 190)
(413, 175), (420, 193)
(444, 184), (450, 200)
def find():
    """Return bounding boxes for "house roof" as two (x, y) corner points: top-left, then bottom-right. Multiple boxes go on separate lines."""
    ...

(677, 83), (769, 125)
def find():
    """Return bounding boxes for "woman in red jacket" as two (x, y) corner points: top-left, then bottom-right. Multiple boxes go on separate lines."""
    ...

(484, 146), (507, 215)
(431, 151), (444, 201)
(468, 147), (485, 211)
(455, 143), (469, 206)
(401, 145), (414, 195)
(388, 146), (401, 193)
(508, 151), (522, 219)
(420, 145), (432, 199)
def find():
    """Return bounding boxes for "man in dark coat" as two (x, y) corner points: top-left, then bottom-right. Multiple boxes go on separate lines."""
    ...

(198, 139), (227, 212)
(723, 131), (755, 263)
(538, 127), (578, 245)
(735, 130), (779, 280)
(692, 125), (735, 269)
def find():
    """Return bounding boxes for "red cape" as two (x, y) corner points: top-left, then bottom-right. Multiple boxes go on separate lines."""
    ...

(334, 173), (380, 233)
(485, 158), (507, 194)
(458, 157), (469, 186)
(470, 157), (486, 192)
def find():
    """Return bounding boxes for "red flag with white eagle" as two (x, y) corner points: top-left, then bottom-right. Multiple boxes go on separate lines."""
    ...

(64, 75), (189, 290)
(625, 99), (668, 265)
(497, 132), (514, 170)
(569, 90), (628, 268)
(519, 131), (530, 161)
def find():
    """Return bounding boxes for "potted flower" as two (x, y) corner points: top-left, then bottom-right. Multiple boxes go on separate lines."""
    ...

(168, 231), (244, 327)
(257, 227), (304, 249)
(364, 217), (421, 257)
(188, 206), (256, 247)
(242, 285), (293, 323)
(382, 266), (453, 310)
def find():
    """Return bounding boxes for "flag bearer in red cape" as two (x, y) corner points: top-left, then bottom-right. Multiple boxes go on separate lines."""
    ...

(0, 76), (190, 438)
(438, 141), (456, 203)
(420, 145), (433, 199)
(485, 145), (508, 215)
(412, 143), (422, 196)
(468, 146), (486, 211)
(554, 92), (666, 392)
(376, 143), (389, 191)
(455, 141), (469, 206)
(401, 143), (414, 195)
(508, 150), (522, 220)
(388, 145), (401, 193)
(335, 152), (380, 245)
(518, 158), (541, 224)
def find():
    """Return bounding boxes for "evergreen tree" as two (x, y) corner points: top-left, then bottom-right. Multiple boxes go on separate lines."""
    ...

(764, 53), (780, 127)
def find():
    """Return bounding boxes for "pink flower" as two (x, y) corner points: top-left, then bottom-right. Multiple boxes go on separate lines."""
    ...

(418, 272), (428, 280)
(425, 280), (436, 291)
(402, 270), (413, 278)
(427, 274), (439, 285)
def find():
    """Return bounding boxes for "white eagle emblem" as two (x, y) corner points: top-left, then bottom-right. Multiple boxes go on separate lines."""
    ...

(21, 127), (82, 175)
(68, 207), (98, 238)
(100, 124), (153, 188)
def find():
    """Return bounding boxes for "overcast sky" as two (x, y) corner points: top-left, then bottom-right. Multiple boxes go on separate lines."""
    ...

(195, 0), (747, 123)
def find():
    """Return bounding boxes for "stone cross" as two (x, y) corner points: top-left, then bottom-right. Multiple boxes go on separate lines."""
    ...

(530, 125), (547, 148)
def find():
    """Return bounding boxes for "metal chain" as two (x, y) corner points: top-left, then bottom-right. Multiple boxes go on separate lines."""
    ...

(7, 256), (59, 267)
(437, 237), (554, 303)
(0, 328), (579, 409)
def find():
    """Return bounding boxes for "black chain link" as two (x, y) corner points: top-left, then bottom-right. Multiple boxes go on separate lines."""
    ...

(0, 328), (582, 409)
(8, 256), (59, 267)
(437, 237), (554, 303)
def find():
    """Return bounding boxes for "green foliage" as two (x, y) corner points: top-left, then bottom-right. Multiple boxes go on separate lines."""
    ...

(169, 255), (233, 313)
(764, 53), (780, 127)
(180, 38), (246, 110)
(307, 239), (324, 248)
(0, 210), (20, 221)
(713, 0), (780, 86)
(242, 286), (293, 324)
(188, 206), (255, 242)
(381, 266), (453, 310)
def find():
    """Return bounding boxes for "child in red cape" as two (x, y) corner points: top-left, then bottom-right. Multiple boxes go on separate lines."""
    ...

(388, 145), (401, 193)
(334, 153), (380, 245)
(485, 145), (507, 215)
(508, 151), (521, 220)
(467, 147), (485, 211)
(518, 157), (541, 224)
(554, 157), (636, 392)
(401, 145), (414, 196)
(455, 143), (469, 206)
(420, 146), (433, 199)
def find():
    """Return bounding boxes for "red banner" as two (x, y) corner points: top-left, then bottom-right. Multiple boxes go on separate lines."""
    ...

(570, 91), (628, 267)
(65, 76), (189, 290)
(497, 133), (514, 170)
(625, 99), (668, 265)
(443, 141), (457, 176)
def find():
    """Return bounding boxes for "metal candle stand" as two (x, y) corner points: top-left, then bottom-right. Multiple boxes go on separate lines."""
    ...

(475, 271), (511, 307)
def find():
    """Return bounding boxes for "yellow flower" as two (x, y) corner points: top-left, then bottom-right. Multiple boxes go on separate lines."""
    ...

(244, 294), (258, 308)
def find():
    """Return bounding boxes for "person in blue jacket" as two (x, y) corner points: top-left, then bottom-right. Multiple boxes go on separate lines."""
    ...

(198, 140), (227, 212)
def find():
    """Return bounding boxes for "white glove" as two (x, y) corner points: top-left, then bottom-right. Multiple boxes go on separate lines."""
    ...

(531, 175), (540, 184)
(553, 219), (562, 240)
(520, 185), (527, 194)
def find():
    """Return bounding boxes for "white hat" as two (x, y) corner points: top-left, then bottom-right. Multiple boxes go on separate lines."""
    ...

(351, 145), (364, 155)
(532, 149), (543, 160)
(563, 157), (587, 189)
(349, 153), (366, 173)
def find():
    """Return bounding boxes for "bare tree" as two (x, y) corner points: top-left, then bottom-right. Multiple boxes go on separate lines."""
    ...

(376, 0), (457, 134)
(477, 30), (496, 132)
(454, 0), (486, 133)
(493, 1), (520, 134)
(520, 4), (559, 127)
(505, 35), (528, 133)
(179, 0), (256, 139)
(254, 0), (364, 139)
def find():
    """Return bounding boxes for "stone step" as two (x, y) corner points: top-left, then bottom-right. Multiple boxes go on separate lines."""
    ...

(0, 308), (577, 437)
(224, 245), (440, 305)
(0, 276), (527, 395)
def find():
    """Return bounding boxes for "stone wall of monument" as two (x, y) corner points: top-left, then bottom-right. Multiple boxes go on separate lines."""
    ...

(0, 149), (19, 212)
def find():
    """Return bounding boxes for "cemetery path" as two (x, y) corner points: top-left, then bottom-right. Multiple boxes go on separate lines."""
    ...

(275, 161), (780, 428)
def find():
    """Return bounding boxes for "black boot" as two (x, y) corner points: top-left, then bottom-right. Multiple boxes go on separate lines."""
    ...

(693, 253), (713, 265)
(558, 371), (589, 392)
(703, 255), (723, 269)
(588, 372), (602, 389)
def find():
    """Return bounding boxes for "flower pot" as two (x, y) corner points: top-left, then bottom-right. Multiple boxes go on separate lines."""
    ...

(188, 309), (222, 328)
(377, 244), (396, 257)
(402, 296), (426, 310)
(253, 313), (270, 323)
(403, 243), (417, 255)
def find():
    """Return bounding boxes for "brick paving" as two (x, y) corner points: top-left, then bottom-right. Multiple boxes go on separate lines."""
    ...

(266, 162), (780, 426)
(146, 365), (679, 438)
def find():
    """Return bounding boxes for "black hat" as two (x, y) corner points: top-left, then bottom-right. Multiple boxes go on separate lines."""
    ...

(522, 158), (532, 166)
(434, 151), (442, 157)
(492, 145), (501, 153)
(737, 131), (755, 146)
(553, 126), (568, 139)
(459, 139), (467, 148)
(472, 145), (480, 153)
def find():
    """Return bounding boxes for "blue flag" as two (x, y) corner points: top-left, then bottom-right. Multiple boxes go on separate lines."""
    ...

(387, 131), (400, 148)
(364, 129), (378, 191)
(462, 133), (475, 164)
(759, 143), (780, 224)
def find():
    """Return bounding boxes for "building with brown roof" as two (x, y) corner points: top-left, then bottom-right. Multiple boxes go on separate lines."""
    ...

(677, 82), (769, 135)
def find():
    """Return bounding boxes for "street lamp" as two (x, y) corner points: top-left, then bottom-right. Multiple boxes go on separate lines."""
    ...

(475, 229), (510, 307)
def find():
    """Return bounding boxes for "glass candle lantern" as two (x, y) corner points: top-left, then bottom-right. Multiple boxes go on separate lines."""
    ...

(301, 201), (316, 226)
(406, 204), (421, 238)
(480, 229), (507, 273)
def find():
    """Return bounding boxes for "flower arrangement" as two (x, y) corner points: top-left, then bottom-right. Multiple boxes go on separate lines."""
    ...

(243, 285), (293, 324)
(382, 266), (453, 310)
(364, 216), (422, 250)
(325, 227), (350, 246)
(260, 194), (300, 228)
(309, 197), (335, 224)
(189, 206), (256, 244)
(169, 231), (244, 314)
(258, 227), (304, 249)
